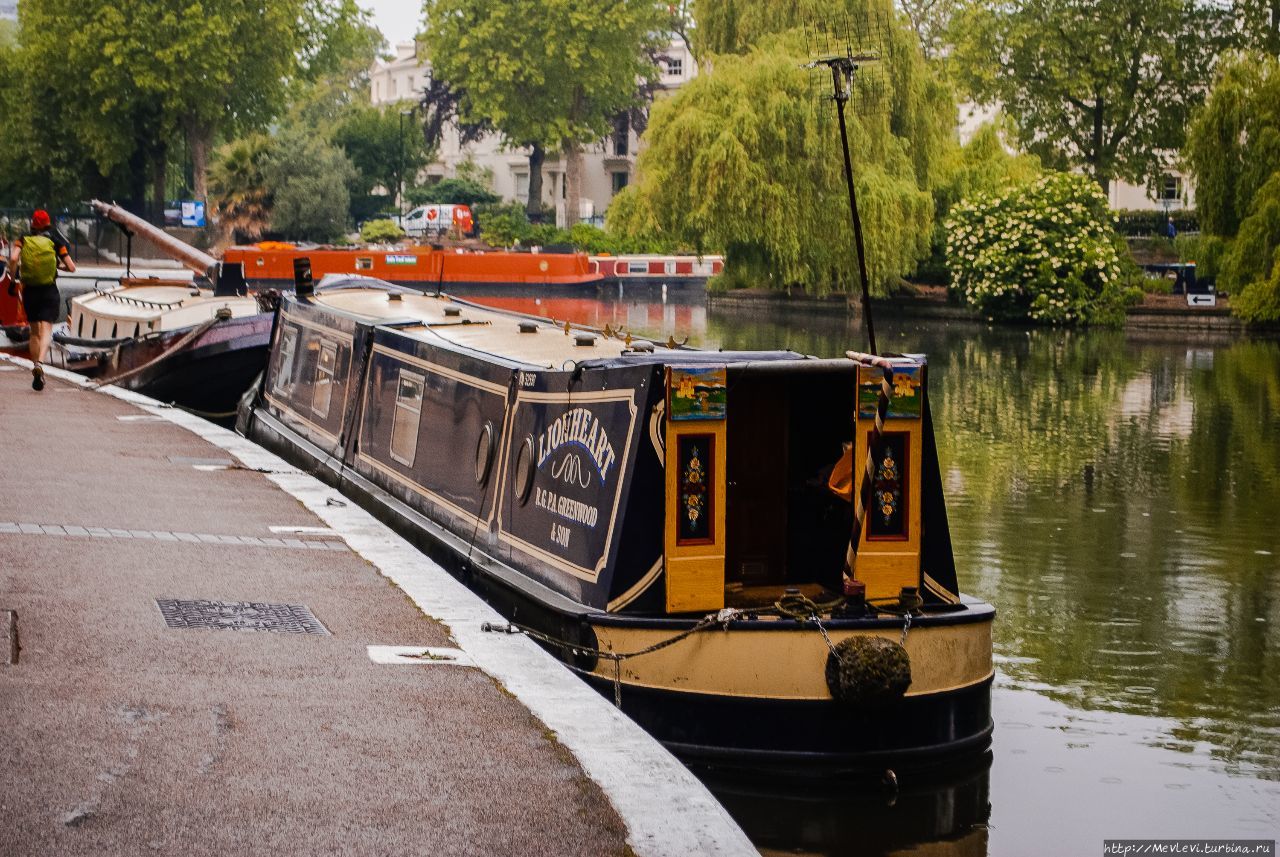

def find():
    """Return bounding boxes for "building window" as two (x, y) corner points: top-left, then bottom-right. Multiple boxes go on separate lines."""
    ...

(666, 57), (683, 77)
(1160, 175), (1182, 201)
(356, 256), (373, 270)
(514, 172), (529, 200)
(611, 172), (629, 196)
(612, 115), (630, 157)
(390, 369), (425, 466)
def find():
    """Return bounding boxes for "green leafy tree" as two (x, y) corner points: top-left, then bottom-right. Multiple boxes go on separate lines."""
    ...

(262, 133), (356, 242)
(423, 0), (666, 219)
(332, 102), (433, 208)
(1186, 53), (1280, 321)
(287, 0), (387, 133)
(1235, 0), (1280, 56)
(476, 204), (534, 247)
(160, 0), (304, 204)
(897, 0), (959, 60)
(610, 11), (951, 295)
(0, 0), (304, 214)
(949, 0), (1232, 193)
(945, 172), (1133, 325)
(0, 0), (378, 214)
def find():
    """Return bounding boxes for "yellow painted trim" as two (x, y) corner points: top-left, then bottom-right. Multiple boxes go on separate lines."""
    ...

(853, 419), (925, 600)
(923, 573), (960, 604)
(588, 616), (993, 700)
(664, 414), (726, 613)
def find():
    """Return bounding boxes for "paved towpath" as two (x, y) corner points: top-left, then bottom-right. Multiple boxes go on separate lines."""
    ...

(0, 357), (755, 856)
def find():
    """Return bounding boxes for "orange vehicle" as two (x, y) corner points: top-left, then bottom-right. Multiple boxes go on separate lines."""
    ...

(223, 243), (603, 291)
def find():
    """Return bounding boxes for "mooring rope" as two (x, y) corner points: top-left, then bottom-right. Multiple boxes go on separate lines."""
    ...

(482, 610), (740, 707)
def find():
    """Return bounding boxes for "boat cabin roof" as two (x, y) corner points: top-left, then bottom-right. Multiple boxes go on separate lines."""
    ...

(306, 278), (846, 372)
(73, 284), (257, 322)
(312, 286), (646, 367)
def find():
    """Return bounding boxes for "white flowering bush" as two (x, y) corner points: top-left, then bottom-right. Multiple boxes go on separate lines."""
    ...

(945, 172), (1131, 325)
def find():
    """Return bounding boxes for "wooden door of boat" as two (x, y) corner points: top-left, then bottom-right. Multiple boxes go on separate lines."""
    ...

(725, 377), (789, 589)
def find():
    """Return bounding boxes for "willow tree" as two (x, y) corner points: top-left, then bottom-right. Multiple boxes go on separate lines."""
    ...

(1186, 53), (1280, 321)
(611, 1), (952, 295)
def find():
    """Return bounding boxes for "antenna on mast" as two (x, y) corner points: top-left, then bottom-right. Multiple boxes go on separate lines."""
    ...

(803, 11), (890, 355)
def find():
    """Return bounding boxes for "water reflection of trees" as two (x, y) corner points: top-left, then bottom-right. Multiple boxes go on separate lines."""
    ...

(713, 306), (1280, 775)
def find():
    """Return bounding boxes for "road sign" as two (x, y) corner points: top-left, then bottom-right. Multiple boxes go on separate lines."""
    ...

(180, 200), (205, 228)
(1187, 293), (1216, 307)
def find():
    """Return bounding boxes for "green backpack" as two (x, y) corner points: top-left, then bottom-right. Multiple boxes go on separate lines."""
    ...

(20, 234), (58, 287)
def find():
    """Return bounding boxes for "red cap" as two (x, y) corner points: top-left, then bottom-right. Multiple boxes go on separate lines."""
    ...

(31, 209), (51, 230)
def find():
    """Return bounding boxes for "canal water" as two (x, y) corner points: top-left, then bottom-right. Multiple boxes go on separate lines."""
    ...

(467, 285), (1280, 856)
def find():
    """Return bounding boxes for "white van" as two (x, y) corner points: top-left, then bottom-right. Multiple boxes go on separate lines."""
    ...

(403, 204), (474, 238)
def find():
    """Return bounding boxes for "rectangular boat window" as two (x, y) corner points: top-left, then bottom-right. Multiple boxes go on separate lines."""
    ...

(311, 340), (338, 418)
(273, 325), (299, 395)
(356, 257), (374, 271)
(389, 369), (425, 467)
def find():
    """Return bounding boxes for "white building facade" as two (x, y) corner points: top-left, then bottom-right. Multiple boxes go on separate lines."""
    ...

(370, 40), (698, 225)
(372, 43), (1187, 223)
(957, 103), (1195, 212)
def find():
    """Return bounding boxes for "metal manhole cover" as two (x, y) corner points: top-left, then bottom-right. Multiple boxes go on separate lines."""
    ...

(156, 599), (329, 635)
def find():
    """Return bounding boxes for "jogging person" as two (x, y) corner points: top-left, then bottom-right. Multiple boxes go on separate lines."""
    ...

(9, 209), (76, 391)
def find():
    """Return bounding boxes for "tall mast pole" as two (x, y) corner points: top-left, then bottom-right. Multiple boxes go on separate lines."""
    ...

(831, 59), (878, 356)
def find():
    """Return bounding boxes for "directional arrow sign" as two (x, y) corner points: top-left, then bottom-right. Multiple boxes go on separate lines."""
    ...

(1187, 293), (1217, 307)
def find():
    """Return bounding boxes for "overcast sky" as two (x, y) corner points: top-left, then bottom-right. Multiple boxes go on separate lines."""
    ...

(364, 0), (422, 49)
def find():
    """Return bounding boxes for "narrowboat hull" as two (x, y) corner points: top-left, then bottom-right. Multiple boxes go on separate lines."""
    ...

(99, 313), (272, 420)
(244, 401), (994, 772)
(589, 254), (724, 289)
(224, 244), (605, 292)
(238, 278), (995, 772)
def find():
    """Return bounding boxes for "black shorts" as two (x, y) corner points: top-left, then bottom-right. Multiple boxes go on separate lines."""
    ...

(21, 284), (60, 324)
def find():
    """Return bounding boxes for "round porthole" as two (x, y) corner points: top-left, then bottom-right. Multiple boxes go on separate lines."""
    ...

(513, 435), (536, 505)
(474, 422), (496, 486)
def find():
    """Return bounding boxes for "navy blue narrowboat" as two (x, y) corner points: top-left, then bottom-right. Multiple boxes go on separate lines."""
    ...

(239, 275), (994, 773)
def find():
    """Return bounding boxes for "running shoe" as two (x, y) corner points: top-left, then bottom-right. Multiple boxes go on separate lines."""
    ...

(32, 365), (44, 391)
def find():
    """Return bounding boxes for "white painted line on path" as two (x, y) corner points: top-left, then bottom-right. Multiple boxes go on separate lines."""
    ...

(268, 525), (337, 535)
(1, 354), (756, 857)
(367, 645), (475, 666)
